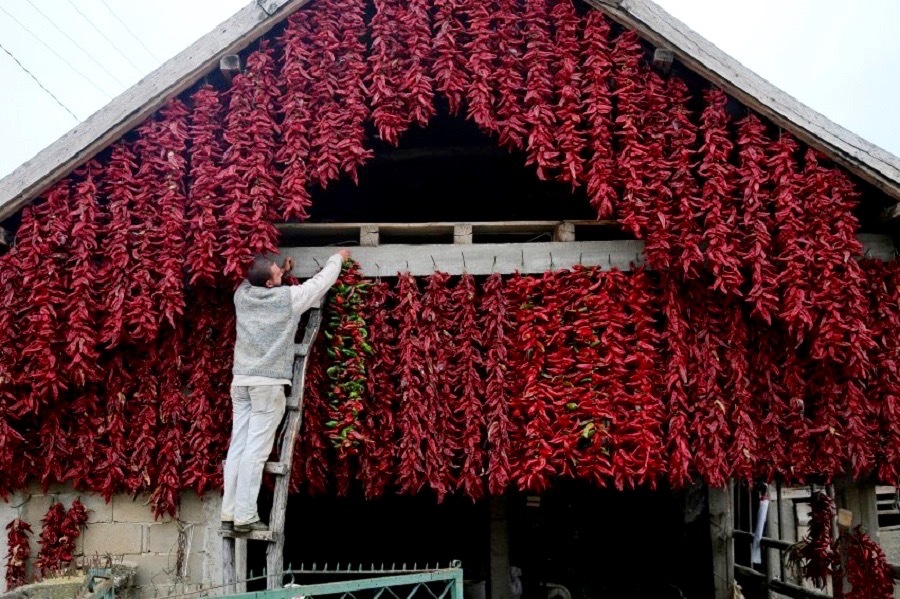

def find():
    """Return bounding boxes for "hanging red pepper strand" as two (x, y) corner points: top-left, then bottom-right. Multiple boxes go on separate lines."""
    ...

(522, 0), (560, 179)
(123, 359), (160, 495)
(369, 0), (435, 146)
(432, 0), (470, 116)
(308, 0), (372, 188)
(58, 499), (88, 568)
(769, 133), (813, 342)
(735, 114), (779, 323)
(462, 0), (499, 132)
(723, 300), (757, 482)
(789, 491), (835, 589)
(803, 152), (871, 375)
(581, 11), (617, 219)
(419, 272), (458, 501)
(840, 525), (895, 598)
(450, 273), (486, 500)
(150, 328), (186, 518)
(292, 340), (331, 495)
(34, 501), (66, 579)
(750, 327), (791, 481)
(618, 268), (666, 489)
(661, 274), (694, 489)
(219, 41), (281, 280)
(664, 77), (705, 279)
(636, 69), (673, 260)
(65, 162), (102, 387)
(393, 274), (429, 494)
(276, 12), (315, 221)
(98, 142), (140, 348)
(494, 0), (528, 150)
(4, 518), (31, 590)
(686, 282), (732, 487)
(481, 272), (513, 495)
(19, 185), (71, 414)
(358, 281), (398, 499)
(91, 353), (131, 499)
(181, 288), (220, 497)
(550, 0), (586, 187)
(609, 30), (647, 235)
(867, 260), (900, 484)
(697, 88), (744, 296)
(186, 85), (226, 285)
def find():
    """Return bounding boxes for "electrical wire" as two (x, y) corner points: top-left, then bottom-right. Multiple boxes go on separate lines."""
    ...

(0, 4), (114, 99)
(0, 40), (80, 122)
(63, 0), (145, 75)
(97, 0), (161, 63)
(22, 0), (129, 88)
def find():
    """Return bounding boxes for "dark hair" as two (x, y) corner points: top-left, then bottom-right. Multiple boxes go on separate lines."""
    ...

(248, 255), (276, 286)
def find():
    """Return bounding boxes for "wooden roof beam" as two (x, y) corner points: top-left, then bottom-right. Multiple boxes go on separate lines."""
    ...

(0, 0), (312, 222)
(586, 0), (900, 205)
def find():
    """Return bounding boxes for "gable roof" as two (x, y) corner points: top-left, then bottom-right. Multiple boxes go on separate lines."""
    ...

(0, 0), (898, 223)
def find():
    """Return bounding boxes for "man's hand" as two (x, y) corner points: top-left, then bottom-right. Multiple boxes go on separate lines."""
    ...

(281, 257), (294, 273)
(337, 249), (351, 261)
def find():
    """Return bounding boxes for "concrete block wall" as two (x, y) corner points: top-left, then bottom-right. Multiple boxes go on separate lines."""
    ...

(0, 484), (223, 597)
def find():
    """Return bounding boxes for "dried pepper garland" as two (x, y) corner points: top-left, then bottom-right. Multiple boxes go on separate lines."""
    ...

(480, 273), (513, 495)
(4, 518), (31, 590)
(522, 0), (559, 179)
(550, 0), (585, 186)
(322, 260), (372, 454)
(358, 281), (399, 499)
(432, 0), (470, 116)
(494, 0), (528, 150)
(840, 526), (895, 599)
(788, 491), (835, 589)
(462, 0), (498, 131)
(34, 502), (66, 579)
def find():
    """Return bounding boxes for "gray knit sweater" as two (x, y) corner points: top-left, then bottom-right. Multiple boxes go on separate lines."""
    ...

(231, 282), (301, 380)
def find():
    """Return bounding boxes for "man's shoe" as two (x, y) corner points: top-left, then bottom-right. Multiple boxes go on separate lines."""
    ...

(221, 521), (234, 532)
(234, 520), (268, 533)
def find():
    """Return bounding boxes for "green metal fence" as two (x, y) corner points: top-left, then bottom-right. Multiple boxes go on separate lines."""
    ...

(219, 564), (464, 599)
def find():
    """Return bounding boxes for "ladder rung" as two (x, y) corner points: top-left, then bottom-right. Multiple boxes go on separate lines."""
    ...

(221, 529), (279, 542)
(264, 462), (289, 475)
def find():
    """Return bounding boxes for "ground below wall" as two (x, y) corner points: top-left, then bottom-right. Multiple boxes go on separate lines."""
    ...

(0, 485), (224, 597)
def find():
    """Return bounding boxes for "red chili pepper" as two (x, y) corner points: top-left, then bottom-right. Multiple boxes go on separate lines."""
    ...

(4, 518), (32, 589)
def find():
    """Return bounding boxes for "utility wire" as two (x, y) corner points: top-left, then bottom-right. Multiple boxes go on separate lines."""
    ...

(0, 39), (80, 122)
(63, 0), (145, 75)
(0, 4), (113, 99)
(97, 0), (161, 63)
(23, 0), (129, 88)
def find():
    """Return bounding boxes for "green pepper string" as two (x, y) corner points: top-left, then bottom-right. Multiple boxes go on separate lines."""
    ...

(322, 259), (373, 456)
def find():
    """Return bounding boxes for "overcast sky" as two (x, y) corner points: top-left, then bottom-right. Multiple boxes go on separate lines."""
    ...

(0, 0), (898, 180)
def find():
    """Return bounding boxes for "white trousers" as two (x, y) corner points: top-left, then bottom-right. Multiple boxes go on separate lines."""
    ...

(221, 385), (286, 525)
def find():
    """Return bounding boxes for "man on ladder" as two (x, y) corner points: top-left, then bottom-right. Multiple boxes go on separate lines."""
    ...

(221, 249), (350, 533)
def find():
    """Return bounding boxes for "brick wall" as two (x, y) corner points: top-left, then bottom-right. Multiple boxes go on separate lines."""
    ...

(0, 484), (223, 597)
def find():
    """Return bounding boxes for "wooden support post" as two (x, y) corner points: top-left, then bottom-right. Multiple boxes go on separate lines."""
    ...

(222, 537), (235, 594)
(490, 496), (511, 599)
(553, 221), (575, 242)
(765, 484), (778, 598)
(832, 479), (879, 597)
(709, 481), (735, 599)
(360, 224), (380, 247)
(236, 539), (248, 593)
(453, 223), (473, 244)
(219, 54), (242, 83)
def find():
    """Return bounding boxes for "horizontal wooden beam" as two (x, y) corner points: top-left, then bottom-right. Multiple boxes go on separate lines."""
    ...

(0, 0), (312, 222)
(280, 240), (646, 277)
(280, 234), (895, 278)
(585, 0), (900, 205)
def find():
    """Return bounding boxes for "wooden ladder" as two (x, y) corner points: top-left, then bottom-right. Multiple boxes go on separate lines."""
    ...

(221, 303), (323, 591)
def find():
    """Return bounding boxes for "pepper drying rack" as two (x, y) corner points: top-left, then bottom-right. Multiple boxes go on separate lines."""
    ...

(221, 302), (323, 591)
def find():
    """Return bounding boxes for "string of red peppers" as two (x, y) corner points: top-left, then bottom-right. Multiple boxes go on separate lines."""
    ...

(4, 518), (31, 590)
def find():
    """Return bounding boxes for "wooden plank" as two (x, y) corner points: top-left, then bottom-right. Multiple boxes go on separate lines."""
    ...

(489, 496), (512, 599)
(280, 234), (895, 278)
(236, 539), (247, 594)
(281, 240), (646, 277)
(585, 0), (900, 205)
(222, 537), (235, 593)
(360, 224), (379, 247)
(553, 222), (575, 242)
(276, 220), (620, 240)
(709, 481), (735, 599)
(0, 0), (313, 222)
(769, 579), (831, 599)
(453, 223), (473, 244)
